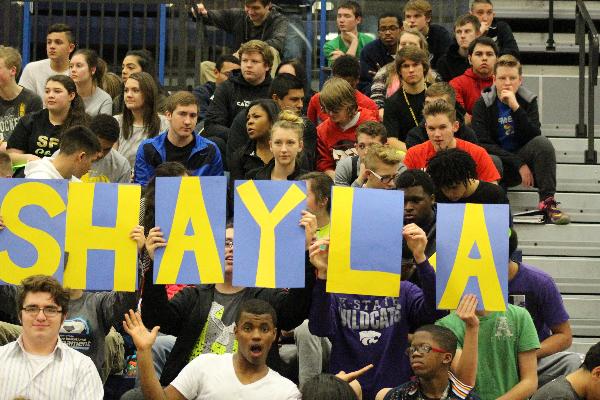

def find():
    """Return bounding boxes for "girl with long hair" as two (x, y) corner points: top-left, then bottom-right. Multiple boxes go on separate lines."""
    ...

(228, 99), (280, 182)
(7, 75), (88, 166)
(69, 49), (113, 116)
(114, 71), (169, 167)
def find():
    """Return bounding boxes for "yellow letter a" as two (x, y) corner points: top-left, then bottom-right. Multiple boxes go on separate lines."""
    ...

(156, 177), (223, 285)
(438, 203), (505, 311)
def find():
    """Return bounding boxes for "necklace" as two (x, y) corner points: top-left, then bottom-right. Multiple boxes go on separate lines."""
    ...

(402, 83), (426, 127)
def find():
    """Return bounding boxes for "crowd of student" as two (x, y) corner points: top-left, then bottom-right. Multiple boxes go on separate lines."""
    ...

(0, 0), (595, 399)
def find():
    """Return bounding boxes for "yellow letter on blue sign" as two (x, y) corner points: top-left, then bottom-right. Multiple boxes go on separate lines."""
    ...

(153, 177), (226, 285)
(233, 180), (306, 288)
(64, 183), (141, 291)
(436, 203), (509, 311)
(0, 180), (67, 284)
(327, 187), (404, 297)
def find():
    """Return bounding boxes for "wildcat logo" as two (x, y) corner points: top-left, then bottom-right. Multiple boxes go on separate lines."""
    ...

(359, 330), (381, 346)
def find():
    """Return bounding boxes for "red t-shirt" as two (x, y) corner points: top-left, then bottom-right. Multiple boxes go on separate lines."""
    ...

(404, 138), (501, 182)
(316, 108), (380, 172)
(307, 90), (379, 125)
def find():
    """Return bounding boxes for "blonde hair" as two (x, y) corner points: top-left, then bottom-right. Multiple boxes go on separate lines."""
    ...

(319, 77), (357, 115)
(239, 40), (274, 68)
(272, 110), (304, 141)
(423, 98), (457, 122)
(0, 46), (22, 77)
(494, 54), (522, 75)
(364, 143), (403, 169)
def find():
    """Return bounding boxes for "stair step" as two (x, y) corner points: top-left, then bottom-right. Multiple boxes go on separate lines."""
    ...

(570, 338), (598, 354)
(494, 0), (600, 19)
(509, 164), (600, 193)
(571, 319), (600, 336)
(514, 32), (578, 53)
(542, 125), (600, 138)
(548, 137), (600, 164)
(563, 296), (600, 319)
(517, 223), (600, 257)
(521, 255), (600, 293)
(508, 192), (600, 223)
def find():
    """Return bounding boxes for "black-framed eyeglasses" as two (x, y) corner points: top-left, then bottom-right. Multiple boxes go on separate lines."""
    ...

(22, 306), (62, 317)
(405, 343), (447, 356)
(225, 239), (234, 248)
(368, 170), (399, 184)
(378, 26), (400, 33)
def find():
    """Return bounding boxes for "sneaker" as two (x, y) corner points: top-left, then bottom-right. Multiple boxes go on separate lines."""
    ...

(538, 196), (571, 225)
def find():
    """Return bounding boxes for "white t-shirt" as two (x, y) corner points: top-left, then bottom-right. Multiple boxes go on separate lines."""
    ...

(19, 59), (70, 98)
(170, 353), (301, 400)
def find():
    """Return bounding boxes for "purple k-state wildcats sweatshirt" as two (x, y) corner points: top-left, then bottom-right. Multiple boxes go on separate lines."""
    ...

(308, 259), (438, 400)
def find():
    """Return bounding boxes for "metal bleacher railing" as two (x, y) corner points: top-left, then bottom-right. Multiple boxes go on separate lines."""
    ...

(546, 0), (600, 164)
(574, 0), (599, 164)
(2, 0), (467, 91)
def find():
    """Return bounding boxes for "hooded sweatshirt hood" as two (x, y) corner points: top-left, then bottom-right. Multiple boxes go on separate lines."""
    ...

(481, 84), (537, 107)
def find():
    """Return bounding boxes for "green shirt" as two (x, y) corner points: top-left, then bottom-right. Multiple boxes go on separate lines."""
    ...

(436, 304), (540, 400)
(323, 32), (374, 65)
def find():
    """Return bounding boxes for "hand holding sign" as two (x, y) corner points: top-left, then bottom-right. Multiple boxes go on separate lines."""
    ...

(309, 239), (329, 280)
(146, 227), (167, 261)
(402, 223), (427, 264)
(130, 226), (146, 252)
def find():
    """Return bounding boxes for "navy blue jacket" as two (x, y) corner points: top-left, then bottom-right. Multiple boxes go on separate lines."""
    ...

(359, 38), (395, 95)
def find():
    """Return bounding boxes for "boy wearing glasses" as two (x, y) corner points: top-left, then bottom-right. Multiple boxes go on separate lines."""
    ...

(359, 13), (402, 95)
(0, 275), (103, 400)
(377, 296), (481, 400)
(363, 143), (405, 190)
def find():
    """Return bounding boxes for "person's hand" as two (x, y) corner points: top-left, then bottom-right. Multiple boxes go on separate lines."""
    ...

(0, 216), (4, 231)
(519, 164), (534, 187)
(309, 238), (329, 279)
(479, 21), (490, 35)
(191, 2), (207, 18)
(122, 309), (160, 352)
(130, 225), (145, 252)
(456, 294), (479, 328)
(342, 31), (358, 44)
(145, 227), (167, 260)
(356, 161), (368, 186)
(499, 89), (519, 111)
(299, 210), (318, 250)
(403, 223), (427, 264)
(330, 49), (345, 60)
(464, 113), (472, 126)
(336, 364), (374, 382)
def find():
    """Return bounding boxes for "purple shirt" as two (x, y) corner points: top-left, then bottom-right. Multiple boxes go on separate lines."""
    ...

(508, 262), (570, 341)
(308, 260), (438, 400)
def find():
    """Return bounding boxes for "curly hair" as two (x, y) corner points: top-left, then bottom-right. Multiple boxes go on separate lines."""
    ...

(426, 148), (477, 189)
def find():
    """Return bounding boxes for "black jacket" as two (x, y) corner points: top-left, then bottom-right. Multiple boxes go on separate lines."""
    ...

(202, 7), (288, 54)
(204, 71), (272, 141)
(227, 108), (318, 171)
(141, 258), (315, 386)
(246, 158), (309, 180)
(427, 24), (453, 69)
(406, 103), (478, 149)
(435, 42), (470, 82)
(192, 81), (216, 121)
(471, 85), (540, 186)
(485, 20), (520, 58)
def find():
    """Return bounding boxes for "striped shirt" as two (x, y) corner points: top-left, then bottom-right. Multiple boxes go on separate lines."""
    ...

(0, 335), (104, 400)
